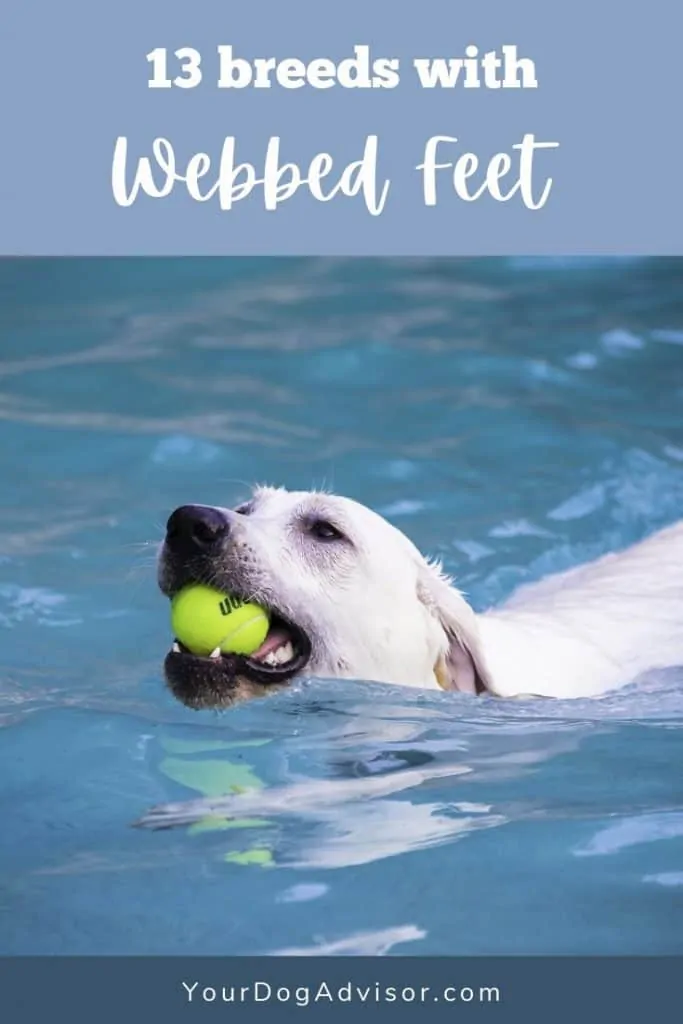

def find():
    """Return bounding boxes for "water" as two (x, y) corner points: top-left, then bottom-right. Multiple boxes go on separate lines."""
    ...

(1, 256), (683, 955)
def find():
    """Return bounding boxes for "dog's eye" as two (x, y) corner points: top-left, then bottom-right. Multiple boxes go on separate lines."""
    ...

(306, 518), (345, 542)
(234, 501), (254, 516)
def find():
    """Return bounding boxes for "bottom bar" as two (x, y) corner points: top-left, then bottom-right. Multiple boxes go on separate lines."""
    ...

(2, 956), (678, 1023)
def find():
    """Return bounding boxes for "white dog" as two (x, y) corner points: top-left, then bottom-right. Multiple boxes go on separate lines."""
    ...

(157, 487), (683, 708)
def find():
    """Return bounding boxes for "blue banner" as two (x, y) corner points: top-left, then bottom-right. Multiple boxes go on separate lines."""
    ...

(3, 0), (682, 254)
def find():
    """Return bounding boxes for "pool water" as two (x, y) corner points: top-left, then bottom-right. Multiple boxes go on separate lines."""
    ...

(1, 256), (683, 955)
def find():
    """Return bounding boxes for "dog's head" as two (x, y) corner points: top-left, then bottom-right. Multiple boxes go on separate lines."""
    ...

(157, 486), (491, 708)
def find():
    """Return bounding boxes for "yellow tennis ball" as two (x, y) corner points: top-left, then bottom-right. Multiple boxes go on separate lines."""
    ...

(170, 585), (269, 657)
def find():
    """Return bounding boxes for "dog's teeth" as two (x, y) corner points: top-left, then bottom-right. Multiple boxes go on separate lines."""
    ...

(278, 641), (294, 663)
(263, 641), (295, 667)
(209, 647), (221, 659)
(259, 640), (296, 668)
(172, 642), (181, 654)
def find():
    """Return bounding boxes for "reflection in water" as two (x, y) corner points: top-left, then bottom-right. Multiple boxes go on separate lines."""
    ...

(574, 811), (683, 857)
(133, 697), (601, 871)
(273, 924), (426, 956)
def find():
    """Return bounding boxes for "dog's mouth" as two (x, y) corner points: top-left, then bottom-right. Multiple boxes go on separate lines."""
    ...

(164, 604), (312, 709)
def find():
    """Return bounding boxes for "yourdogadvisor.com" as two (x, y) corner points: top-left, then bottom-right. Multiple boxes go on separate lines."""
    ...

(181, 980), (502, 1007)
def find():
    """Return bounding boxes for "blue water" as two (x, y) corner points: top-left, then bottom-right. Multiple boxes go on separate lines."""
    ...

(2, 257), (683, 955)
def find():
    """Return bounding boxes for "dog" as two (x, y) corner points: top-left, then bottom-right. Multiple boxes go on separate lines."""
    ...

(157, 486), (683, 709)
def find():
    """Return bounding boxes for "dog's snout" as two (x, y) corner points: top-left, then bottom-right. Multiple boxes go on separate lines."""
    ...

(165, 505), (230, 553)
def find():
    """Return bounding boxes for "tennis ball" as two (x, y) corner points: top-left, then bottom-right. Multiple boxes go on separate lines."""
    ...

(171, 584), (269, 657)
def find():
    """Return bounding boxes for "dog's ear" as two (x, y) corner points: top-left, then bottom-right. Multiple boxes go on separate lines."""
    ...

(417, 558), (492, 695)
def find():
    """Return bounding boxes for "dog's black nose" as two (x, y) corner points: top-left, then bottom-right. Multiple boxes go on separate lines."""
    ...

(165, 505), (230, 553)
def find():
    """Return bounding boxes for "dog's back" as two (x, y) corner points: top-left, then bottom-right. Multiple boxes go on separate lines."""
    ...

(478, 521), (683, 698)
